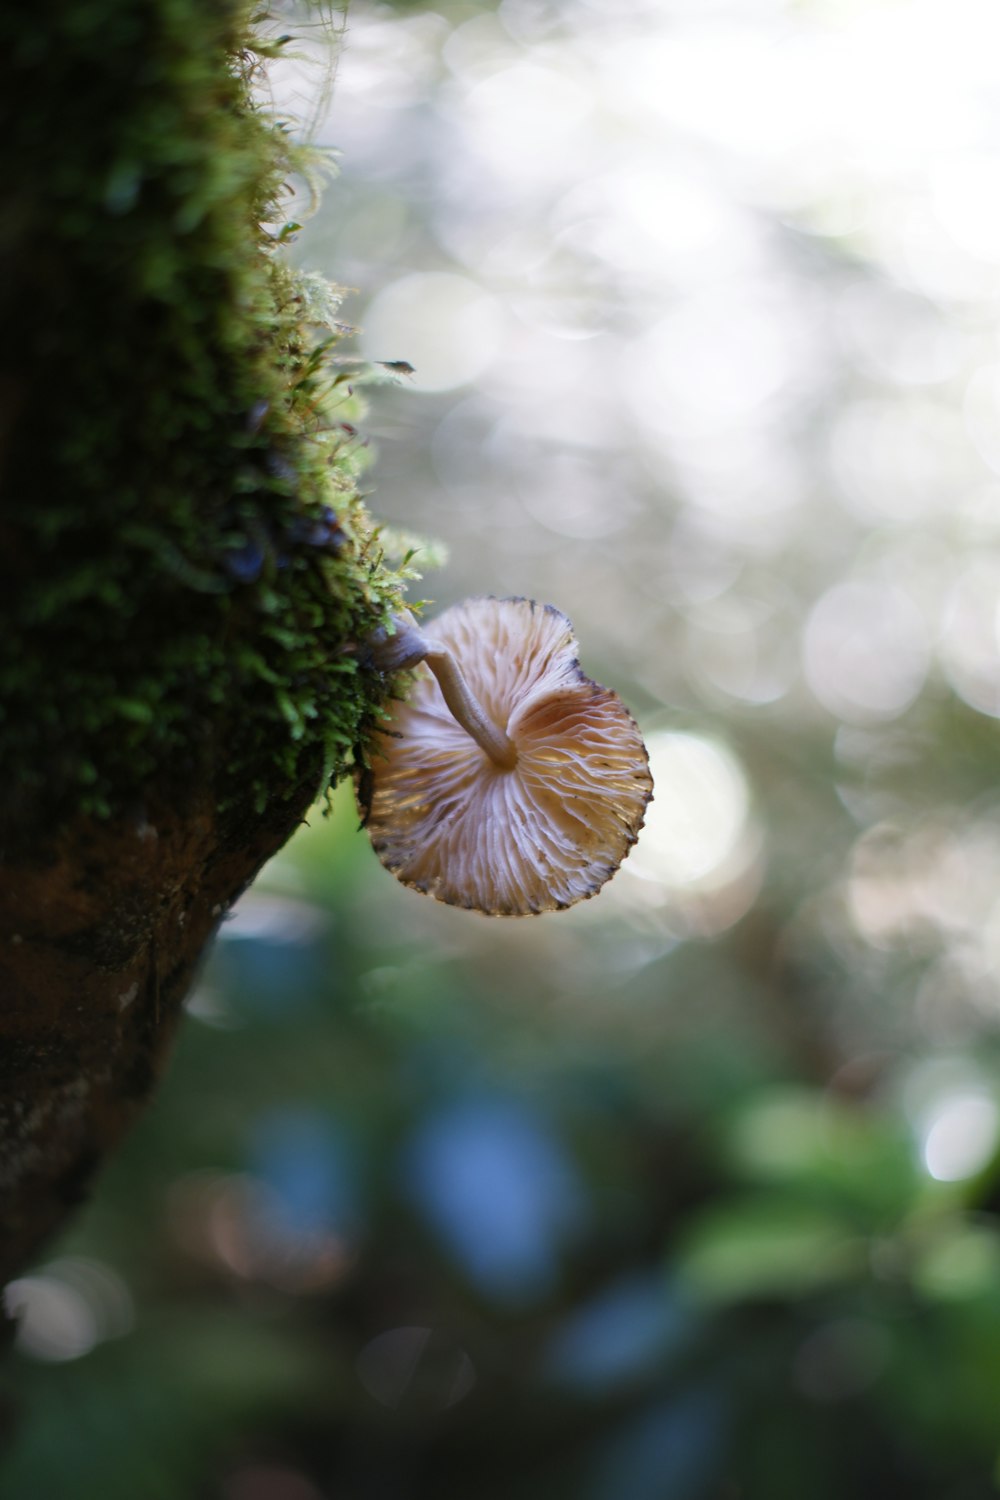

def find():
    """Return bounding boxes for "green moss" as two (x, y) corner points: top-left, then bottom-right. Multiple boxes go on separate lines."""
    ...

(1, 0), (407, 828)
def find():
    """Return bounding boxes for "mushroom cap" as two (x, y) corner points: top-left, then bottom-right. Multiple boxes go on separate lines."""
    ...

(361, 597), (653, 915)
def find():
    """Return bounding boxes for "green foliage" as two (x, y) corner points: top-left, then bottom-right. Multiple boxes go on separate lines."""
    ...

(1, 0), (407, 825)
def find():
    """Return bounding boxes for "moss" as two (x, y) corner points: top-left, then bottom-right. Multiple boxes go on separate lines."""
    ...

(0, 0), (406, 831)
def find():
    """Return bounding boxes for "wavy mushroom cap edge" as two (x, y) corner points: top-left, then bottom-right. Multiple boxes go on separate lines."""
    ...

(360, 597), (653, 916)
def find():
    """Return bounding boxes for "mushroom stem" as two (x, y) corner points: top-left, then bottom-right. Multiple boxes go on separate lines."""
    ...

(423, 645), (518, 770)
(366, 612), (517, 769)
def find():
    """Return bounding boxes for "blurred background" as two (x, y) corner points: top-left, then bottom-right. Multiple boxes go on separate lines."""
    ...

(8, 0), (1000, 1494)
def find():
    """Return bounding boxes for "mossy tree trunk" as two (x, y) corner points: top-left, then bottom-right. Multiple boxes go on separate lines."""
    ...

(0, 0), (398, 1284)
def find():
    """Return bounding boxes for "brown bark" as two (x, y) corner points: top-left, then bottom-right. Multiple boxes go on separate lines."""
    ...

(0, 775), (317, 1283)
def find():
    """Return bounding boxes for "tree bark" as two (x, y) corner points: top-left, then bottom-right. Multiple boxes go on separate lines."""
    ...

(0, 780), (321, 1284)
(1, 2), (398, 1282)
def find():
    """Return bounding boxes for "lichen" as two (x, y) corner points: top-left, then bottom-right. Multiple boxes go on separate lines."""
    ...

(1, 0), (408, 832)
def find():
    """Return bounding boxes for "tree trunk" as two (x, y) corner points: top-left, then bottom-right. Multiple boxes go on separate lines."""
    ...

(1, 1), (398, 1282)
(0, 782), (319, 1283)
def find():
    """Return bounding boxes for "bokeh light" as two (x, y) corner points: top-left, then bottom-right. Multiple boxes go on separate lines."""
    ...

(921, 1092), (1000, 1183)
(360, 272), (503, 392)
(4, 1258), (133, 1364)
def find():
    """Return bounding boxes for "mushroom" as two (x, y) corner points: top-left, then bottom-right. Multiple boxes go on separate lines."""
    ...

(361, 597), (652, 915)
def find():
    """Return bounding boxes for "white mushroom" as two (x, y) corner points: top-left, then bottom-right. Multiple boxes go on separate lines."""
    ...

(361, 597), (652, 915)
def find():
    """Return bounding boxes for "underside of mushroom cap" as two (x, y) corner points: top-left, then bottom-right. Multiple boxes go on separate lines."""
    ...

(361, 597), (653, 915)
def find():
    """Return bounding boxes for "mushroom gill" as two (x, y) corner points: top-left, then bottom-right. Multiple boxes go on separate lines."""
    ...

(361, 597), (652, 915)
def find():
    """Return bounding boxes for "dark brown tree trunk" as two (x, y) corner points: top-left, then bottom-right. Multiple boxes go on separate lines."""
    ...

(0, 777), (321, 1284)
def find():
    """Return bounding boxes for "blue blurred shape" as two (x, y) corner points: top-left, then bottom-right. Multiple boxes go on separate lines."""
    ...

(251, 1109), (360, 1237)
(540, 1272), (693, 1394)
(401, 1097), (586, 1305)
(221, 542), (265, 584)
(216, 896), (329, 1016)
(587, 1389), (727, 1500)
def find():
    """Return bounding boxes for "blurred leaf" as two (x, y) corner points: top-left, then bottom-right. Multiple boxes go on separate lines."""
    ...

(911, 1219), (1000, 1303)
(721, 1088), (921, 1225)
(674, 1197), (864, 1304)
